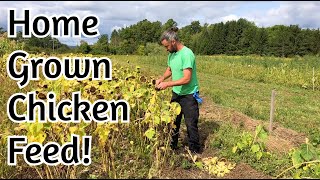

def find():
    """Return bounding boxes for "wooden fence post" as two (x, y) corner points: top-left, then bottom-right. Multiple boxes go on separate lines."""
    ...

(313, 67), (315, 91)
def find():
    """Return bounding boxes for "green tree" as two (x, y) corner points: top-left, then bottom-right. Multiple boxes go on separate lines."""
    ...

(109, 29), (121, 54)
(0, 27), (6, 34)
(267, 25), (291, 57)
(287, 25), (302, 56)
(253, 28), (268, 56)
(209, 22), (226, 54)
(239, 23), (257, 55)
(144, 42), (167, 56)
(161, 19), (177, 32)
(224, 20), (239, 55)
(77, 40), (91, 54)
(117, 39), (136, 55)
(92, 34), (109, 54)
(196, 25), (211, 55)
(180, 21), (202, 47)
(310, 29), (320, 55)
(136, 45), (145, 55)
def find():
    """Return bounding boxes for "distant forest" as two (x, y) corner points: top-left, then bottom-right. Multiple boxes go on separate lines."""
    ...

(1, 18), (320, 57)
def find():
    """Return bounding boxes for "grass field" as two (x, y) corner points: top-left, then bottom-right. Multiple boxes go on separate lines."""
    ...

(111, 54), (320, 178)
(110, 55), (320, 143)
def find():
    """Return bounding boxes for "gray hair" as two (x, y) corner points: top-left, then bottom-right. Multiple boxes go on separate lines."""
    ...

(160, 26), (180, 42)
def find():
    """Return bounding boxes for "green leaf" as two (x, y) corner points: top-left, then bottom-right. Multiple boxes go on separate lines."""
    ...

(195, 162), (203, 169)
(258, 130), (268, 142)
(171, 102), (181, 115)
(256, 125), (263, 134)
(299, 144), (317, 161)
(144, 128), (155, 140)
(181, 159), (192, 169)
(293, 171), (301, 179)
(154, 116), (160, 125)
(69, 126), (78, 134)
(251, 144), (260, 153)
(232, 146), (238, 153)
(255, 125), (268, 141)
(256, 151), (263, 160)
(36, 123), (42, 132)
(89, 174), (97, 179)
(315, 164), (320, 175)
(80, 122), (90, 129)
(292, 150), (303, 168)
(175, 105), (181, 116)
(43, 123), (51, 130)
(243, 133), (253, 145)
(161, 115), (171, 124)
(29, 123), (37, 135)
(237, 142), (245, 151)
(300, 148), (313, 161)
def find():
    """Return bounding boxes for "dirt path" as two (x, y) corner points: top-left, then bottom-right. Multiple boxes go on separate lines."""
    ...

(160, 162), (272, 179)
(159, 95), (307, 179)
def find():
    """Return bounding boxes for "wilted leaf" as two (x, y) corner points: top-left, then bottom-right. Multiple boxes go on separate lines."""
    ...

(14, 124), (27, 132)
(36, 132), (47, 144)
(69, 126), (78, 134)
(38, 92), (46, 99)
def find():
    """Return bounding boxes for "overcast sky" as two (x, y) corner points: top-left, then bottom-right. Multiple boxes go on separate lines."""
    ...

(1, 1), (320, 46)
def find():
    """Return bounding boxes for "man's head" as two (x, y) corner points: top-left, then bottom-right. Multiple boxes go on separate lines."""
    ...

(160, 27), (180, 53)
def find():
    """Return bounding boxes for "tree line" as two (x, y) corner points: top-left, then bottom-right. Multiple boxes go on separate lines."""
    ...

(107, 18), (320, 57)
(1, 18), (320, 57)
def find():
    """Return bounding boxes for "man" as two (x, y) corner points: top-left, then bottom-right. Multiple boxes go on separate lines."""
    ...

(156, 27), (201, 153)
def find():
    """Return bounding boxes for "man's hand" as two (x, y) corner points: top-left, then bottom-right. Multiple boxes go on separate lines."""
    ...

(155, 77), (164, 87)
(155, 67), (172, 90)
(156, 67), (171, 86)
(157, 82), (170, 90)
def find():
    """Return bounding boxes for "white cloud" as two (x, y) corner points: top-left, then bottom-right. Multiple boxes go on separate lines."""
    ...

(111, 25), (122, 32)
(221, 14), (240, 23)
(244, 1), (320, 28)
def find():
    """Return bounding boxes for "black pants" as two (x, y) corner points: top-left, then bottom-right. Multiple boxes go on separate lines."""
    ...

(170, 91), (200, 153)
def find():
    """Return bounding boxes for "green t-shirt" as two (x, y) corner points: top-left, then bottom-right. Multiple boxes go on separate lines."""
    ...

(167, 46), (199, 95)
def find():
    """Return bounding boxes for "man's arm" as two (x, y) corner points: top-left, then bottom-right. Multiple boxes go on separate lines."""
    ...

(156, 67), (172, 86)
(157, 68), (192, 90)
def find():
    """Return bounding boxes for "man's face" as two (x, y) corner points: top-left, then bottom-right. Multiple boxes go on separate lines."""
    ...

(161, 39), (177, 53)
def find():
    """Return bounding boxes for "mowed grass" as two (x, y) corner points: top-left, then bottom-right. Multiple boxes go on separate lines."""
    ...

(109, 55), (320, 141)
